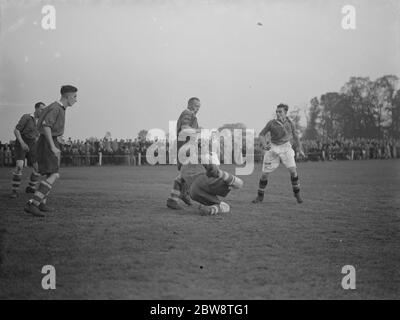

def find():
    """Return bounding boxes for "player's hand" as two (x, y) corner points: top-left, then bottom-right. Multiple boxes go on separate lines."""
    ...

(57, 136), (66, 145)
(205, 164), (220, 178)
(297, 150), (305, 159)
(21, 143), (30, 152)
(263, 142), (271, 151)
(51, 146), (61, 156)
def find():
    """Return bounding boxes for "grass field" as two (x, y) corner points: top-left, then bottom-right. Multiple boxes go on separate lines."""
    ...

(0, 160), (399, 300)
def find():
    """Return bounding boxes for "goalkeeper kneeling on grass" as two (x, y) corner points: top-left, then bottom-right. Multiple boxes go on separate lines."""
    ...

(179, 154), (244, 216)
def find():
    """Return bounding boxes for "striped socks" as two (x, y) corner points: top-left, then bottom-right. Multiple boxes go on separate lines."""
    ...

(11, 172), (22, 193)
(200, 202), (231, 215)
(30, 180), (53, 207)
(219, 170), (243, 189)
(257, 178), (268, 197)
(209, 205), (220, 215)
(169, 177), (183, 201)
(28, 172), (41, 190)
(291, 175), (300, 195)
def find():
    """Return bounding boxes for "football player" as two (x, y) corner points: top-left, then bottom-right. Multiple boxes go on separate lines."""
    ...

(181, 153), (244, 215)
(24, 85), (78, 217)
(10, 102), (46, 199)
(166, 97), (201, 210)
(252, 104), (305, 204)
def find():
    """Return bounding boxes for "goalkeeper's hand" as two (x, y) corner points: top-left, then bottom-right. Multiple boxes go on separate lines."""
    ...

(204, 164), (220, 178)
(57, 136), (66, 145)
(263, 142), (272, 151)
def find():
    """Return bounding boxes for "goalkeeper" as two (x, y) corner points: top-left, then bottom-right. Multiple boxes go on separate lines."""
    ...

(180, 154), (244, 216)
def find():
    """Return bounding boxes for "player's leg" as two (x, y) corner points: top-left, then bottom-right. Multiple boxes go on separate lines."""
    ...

(281, 147), (303, 204)
(288, 167), (303, 203)
(166, 141), (194, 209)
(192, 185), (222, 216)
(198, 201), (231, 216)
(26, 169), (41, 194)
(218, 170), (244, 190)
(25, 173), (59, 216)
(167, 162), (208, 210)
(10, 159), (24, 198)
(252, 150), (279, 203)
(39, 172), (59, 212)
(24, 136), (60, 217)
(167, 173), (185, 210)
(26, 162), (41, 194)
(205, 163), (244, 189)
(25, 143), (40, 194)
(252, 172), (269, 203)
(191, 174), (242, 215)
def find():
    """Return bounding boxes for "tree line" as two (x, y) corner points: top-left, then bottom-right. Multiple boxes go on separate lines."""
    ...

(304, 75), (400, 140)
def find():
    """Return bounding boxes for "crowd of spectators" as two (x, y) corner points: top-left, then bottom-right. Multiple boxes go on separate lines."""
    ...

(0, 137), (154, 168)
(1, 137), (399, 167)
(301, 138), (399, 161)
(59, 137), (153, 167)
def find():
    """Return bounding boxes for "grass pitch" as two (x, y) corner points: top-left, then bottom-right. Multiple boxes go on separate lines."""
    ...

(0, 160), (399, 299)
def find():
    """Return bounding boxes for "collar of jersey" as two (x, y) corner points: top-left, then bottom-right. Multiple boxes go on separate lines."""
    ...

(57, 100), (67, 110)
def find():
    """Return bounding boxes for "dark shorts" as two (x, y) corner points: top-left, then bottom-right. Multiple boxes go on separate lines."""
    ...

(177, 140), (186, 171)
(189, 174), (231, 206)
(177, 140), (202, 171)
(14, 139), (37, 166)
(37, 135), (61, 175)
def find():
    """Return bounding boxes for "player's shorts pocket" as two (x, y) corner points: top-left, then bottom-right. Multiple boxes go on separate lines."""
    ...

(280, 148), (296, 169)
(262, 151), (280, 173)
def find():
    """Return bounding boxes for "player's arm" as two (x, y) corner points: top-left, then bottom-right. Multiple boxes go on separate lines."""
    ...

(259, 123), (271, 150)
(41, 108), (61, 156)
(43, 126), (60, 156)
(181, 125), (201, 134)
(292, 123), (305, 157)
(14, 129), (29, 151)
(14, 116), (29, 151)
(178, 112), (201, 140)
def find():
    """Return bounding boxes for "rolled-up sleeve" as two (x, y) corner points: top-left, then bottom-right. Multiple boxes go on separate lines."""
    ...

(15, 115), (28, 131)
(180, 112), (194, 129)
(291, 121), (298, 138)
(42, 107), (59, 129)
(259, 122), (271, 136)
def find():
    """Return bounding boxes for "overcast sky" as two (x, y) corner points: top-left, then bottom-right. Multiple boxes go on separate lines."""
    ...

(0, 0), (399, 141)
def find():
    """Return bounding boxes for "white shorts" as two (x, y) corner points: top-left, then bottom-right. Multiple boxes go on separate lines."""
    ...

(262, 142), (296, 173)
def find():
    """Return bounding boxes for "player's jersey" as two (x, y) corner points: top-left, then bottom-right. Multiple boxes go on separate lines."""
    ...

(176, 109), (199, 136)
(176, 109), (199, 170)
(180, 153), (220, 187)
(15, 114), (39, 142)
(38, 102), (66, 137)
(260, 118), (296, 145)
(189, 174), (231, 206)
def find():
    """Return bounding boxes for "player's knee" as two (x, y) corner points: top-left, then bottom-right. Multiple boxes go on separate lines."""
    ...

(32, 162), (39, 172)
(231, 176), (244, 189)
(47, 173), (60, 181)
(15, 160), (24, 171)
(288, 167), (297, 176)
